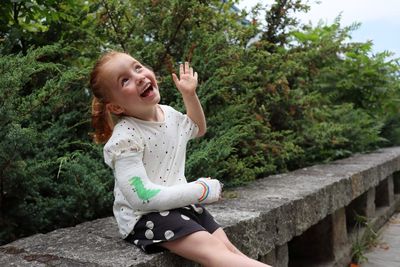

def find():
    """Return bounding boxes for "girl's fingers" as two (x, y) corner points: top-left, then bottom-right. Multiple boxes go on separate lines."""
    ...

(185, 62), (189, 73)
(178, 62), (195, 77)
(179, 64), (184, 76)
(172, 73), (178, 83)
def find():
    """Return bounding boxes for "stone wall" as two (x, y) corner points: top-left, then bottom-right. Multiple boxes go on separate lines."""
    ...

(1, 147), (400, 266)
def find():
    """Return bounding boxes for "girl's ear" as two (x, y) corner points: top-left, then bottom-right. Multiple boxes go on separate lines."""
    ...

(106, 103), (124, 115)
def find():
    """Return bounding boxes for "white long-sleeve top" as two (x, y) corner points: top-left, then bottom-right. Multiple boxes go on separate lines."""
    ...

(103, 105), (221, 238)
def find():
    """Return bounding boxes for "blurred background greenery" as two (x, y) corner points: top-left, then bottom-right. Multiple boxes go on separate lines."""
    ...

(1, 0), (399, 245)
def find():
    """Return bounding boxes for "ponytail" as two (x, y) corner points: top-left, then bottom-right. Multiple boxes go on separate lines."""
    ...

(91, 97), (113, 144)
(89, 51), (123, 144)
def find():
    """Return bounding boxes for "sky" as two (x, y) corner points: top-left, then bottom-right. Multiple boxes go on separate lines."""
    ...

(237, 0), (400, 59)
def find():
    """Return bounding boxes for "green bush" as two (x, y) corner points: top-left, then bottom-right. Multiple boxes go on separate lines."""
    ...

(0, 46), (113, 244)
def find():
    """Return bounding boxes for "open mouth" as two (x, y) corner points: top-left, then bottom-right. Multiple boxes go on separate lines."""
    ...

(140, 84), (154, 97)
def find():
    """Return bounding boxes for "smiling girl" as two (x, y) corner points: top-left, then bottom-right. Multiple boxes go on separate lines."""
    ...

(89, 51), (271, 267)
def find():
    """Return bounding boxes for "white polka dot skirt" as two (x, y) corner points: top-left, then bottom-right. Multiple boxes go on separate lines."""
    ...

(125, 204), (220, 254)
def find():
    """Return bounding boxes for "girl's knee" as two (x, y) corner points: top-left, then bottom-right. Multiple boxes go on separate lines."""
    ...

(202, 236), (245, 266)
(212, 228), (243, 255)
(200, 234), (233, 259)
(160, 231), (232, 266)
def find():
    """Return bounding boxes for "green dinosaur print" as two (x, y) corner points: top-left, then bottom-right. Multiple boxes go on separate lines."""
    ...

(128, 176), (161, 203)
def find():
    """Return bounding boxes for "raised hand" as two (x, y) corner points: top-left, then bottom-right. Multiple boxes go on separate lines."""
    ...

(172, 62), (198, 96)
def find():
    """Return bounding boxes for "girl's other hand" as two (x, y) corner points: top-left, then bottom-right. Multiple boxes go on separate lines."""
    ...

(172, 62), (198, 96)
(196, 177), (222, 204)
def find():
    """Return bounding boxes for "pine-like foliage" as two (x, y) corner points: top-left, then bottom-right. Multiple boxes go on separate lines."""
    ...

(0, 45), (113, 244)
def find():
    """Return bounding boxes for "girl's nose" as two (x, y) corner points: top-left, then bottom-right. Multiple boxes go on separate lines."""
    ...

(134, 73), (146, 85)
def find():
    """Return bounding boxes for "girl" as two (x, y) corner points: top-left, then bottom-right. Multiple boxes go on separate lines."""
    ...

(89, 51), (271, 267)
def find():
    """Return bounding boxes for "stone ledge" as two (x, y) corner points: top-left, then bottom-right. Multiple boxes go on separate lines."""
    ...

(2, 147), (400, 266)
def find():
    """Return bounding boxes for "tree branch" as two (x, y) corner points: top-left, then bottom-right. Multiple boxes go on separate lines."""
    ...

(101, 0), (127, 51)
(154, 13), (189, 72)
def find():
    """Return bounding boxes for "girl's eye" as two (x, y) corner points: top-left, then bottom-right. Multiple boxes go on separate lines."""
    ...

(134, 65), (142, 72)
(121, 78), (129, 86)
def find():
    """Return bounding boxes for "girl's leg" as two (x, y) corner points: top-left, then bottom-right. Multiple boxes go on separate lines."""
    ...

(212, 227), (247, 257)
(160, 230), (272, 267)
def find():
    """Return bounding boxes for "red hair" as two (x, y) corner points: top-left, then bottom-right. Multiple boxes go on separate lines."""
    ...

(89, 51), (123, 144)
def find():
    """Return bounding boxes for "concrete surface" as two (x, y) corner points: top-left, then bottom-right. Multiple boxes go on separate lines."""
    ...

(362, 211), (400, 267)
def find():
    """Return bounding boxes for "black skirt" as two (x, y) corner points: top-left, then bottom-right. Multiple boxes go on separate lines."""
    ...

(125, 204), (220, 254)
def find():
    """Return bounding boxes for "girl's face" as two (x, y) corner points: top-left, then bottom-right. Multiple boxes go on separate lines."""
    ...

(100, 53), (160, 117)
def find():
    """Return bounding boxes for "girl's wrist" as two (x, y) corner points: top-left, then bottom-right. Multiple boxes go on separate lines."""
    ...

(196, 177), (222, 203)
(195, 180), (210, 202)
(180, 90), (198, 99)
